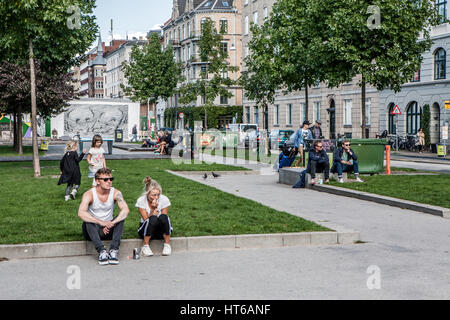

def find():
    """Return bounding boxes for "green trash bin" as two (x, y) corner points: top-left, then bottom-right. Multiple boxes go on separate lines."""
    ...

(347, 139), (387, 174)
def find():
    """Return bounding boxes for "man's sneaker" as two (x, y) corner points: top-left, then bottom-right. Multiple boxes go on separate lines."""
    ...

(65, 195), (71, 201)
(338, 177), (344, 183)
(98, 250), (109, 265)
(355, 177), (364, 183)
(141, 245), (153, 257)
(70, 189), (77, 200)
(162, 243), (172, 256)
(108, 249), (119, 265)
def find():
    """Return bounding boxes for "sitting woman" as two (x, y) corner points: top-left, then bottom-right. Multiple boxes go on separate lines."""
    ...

(136, 176), (172, 256)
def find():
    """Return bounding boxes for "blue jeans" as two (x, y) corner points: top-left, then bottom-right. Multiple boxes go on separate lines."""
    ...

(335, 160), (359, 177)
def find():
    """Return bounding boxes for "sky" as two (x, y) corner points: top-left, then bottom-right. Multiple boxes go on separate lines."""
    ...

(93, 0), (172, 46)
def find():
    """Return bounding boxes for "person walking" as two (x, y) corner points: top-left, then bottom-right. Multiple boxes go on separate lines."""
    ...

(293, 120), (313, 167)
(417, 128), (426, 153)
(77, 168), (130, 265)
(309, 120), (323, 140)
(58, 140), (86, 201)
(87, 134), (106, 187)
(131, 124), (138, 142)
(136, 176), (173, 257)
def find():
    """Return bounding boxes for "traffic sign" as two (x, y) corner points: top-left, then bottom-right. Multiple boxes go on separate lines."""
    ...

(391, 105), (401, 115)
(179, 112), (184, 119)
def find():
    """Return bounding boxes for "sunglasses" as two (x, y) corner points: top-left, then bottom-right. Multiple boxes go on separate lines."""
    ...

(98, 177), (114, 182)
(344, 144), (351, 146)
(316, 145), (323, 148)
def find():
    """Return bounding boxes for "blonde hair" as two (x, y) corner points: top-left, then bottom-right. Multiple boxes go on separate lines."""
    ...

(64, 140), (78, 153)
(143, 176), (162, 196)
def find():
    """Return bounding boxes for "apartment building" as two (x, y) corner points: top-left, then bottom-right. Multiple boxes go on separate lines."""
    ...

(379, 1), (450, 145)
(241, 0), (379, 139)
(163, 0), (243, 127)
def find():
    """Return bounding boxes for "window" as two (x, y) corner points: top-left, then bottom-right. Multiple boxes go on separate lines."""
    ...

(436, 0), (447, 24)
(246, 106), (251, 123)
(253, 11), (258, 25)
(254, 106), (259, 124)
(313, 102), (320, 122)
(434, 48), (446, 80)
(344, 99), (352, 125)
(244, 0), (248, 5)
(245, 46), (249, 57)
(411, 68), (420, 82)
(245, 16), (249, 35)
(201, 66), (208, 79)
(220, 95), (228, 105)
(287, 104), (292, 125)
(220, 42), (228, 55)
(219, 19), (228, 34)
(274, 105), (279, 125)
(264, 7), (268, 19)
(365, 98), (371, 125)
(388, 103), (397, 134)
(406, 101), (422, 134)
(300, 103), (306, 122)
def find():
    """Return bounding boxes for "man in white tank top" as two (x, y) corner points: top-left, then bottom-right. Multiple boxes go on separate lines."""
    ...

(78, 168), (129, 265)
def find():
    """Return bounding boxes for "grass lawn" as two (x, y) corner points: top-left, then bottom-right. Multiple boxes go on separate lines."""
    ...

(0, 145), (45, 157)
(0, 159), (329, 244)
(329, 173), (450, 209)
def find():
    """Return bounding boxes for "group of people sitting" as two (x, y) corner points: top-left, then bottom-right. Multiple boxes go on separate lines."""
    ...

(306, 139), (364, 185)
(141, 130), (175, 155)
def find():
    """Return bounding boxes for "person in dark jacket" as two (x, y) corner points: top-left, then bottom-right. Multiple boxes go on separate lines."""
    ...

(332, 140), (363, 183)
(58, 140), (86, 201)
(309, 120), (323, 139)
(306, 140), (330, 185)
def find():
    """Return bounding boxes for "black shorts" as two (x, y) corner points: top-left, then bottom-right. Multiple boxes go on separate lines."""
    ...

(137, 215), (172, 239)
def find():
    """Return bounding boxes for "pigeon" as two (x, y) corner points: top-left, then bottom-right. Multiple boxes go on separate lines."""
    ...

(202, 173), (208, 179)
(211, 172), (220, 178)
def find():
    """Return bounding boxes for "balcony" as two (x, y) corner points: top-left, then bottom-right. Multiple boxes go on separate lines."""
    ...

(168, 39), (181, 47)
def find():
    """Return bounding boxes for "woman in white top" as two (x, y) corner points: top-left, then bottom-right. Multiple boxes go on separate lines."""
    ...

(136, 176), (172, 256)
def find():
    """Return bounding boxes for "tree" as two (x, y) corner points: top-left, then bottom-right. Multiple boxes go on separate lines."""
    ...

(122, 32), (183, 132)
(0, 60), (77, 154)
(321, 0), (441, 137)
(178, 18), (239, 129)
(0, 0), (98, 176)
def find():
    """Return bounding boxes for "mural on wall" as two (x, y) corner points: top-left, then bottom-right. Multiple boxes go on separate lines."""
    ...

(64, 104), (128, 138)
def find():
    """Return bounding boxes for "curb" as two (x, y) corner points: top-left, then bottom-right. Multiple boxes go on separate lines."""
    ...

(312, 184), (450, 218)
(0, 231), (360, 260)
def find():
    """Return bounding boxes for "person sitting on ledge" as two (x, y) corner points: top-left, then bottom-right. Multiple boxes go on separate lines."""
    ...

(306, 140), (330, 185)
(332, 140), (363, 183)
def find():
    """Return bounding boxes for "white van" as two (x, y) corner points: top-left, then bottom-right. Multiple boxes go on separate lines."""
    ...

(229, 123), (258, 144)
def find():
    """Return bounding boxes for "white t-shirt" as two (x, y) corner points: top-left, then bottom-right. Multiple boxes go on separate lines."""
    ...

(135, 194), (171, 222)
(88, 147), (105, 173)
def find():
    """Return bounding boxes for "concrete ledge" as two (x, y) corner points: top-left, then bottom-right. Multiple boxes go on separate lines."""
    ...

(313, 184), (450, 218)
(279, 167), (348, 186)
(0, 231), (361, 260)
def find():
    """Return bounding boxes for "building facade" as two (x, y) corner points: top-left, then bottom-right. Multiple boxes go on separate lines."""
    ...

(163, 0), (243, 128)
(379, 2), (450, 146)
(241, 0), (380, 139)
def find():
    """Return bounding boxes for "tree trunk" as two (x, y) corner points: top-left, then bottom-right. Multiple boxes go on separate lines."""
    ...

(16, 106), (24, 155)
(29, 37), (40, 177)
(13, 111), (17, 151)
(304, 85), (309, 121)
(361, 76), (366, 138)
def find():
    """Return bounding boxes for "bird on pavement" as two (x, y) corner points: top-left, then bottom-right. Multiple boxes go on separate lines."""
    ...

(211, 172), (220, 178)
(202, 173), (208, 179)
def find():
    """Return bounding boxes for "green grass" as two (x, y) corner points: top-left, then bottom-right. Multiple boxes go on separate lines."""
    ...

(0, 145), (45, 157)
(329, 174), (450, 209)
(0, 159), (329, 244)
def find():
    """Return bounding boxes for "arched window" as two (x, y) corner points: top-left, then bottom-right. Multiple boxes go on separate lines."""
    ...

(388, 103), (396, 134)
(434, 48), (446, 80)
(406, 102), (422, 134)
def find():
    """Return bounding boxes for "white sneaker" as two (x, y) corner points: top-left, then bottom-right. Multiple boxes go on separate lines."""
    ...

(70, 189), (77, 200)
(162, 243), (172, 256)
(338, 178), (344, 183)
(355, 177), (364, 182)
(65, 195), (70, 201)
(141, 245), (153, 257)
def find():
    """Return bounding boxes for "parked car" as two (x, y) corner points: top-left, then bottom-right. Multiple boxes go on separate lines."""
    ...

(158, 127), (174, 132)
(228, 123), (258, 145)
(269, 129), (294, 149)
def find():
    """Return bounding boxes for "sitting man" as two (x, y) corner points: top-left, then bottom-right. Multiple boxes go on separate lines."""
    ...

(332, 140), (363, 183)
(306, 140), (330, 185)
(78, 168), (130, 265)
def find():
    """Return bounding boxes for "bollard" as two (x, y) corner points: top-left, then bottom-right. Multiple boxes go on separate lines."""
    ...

(386, 145), (391, 175)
